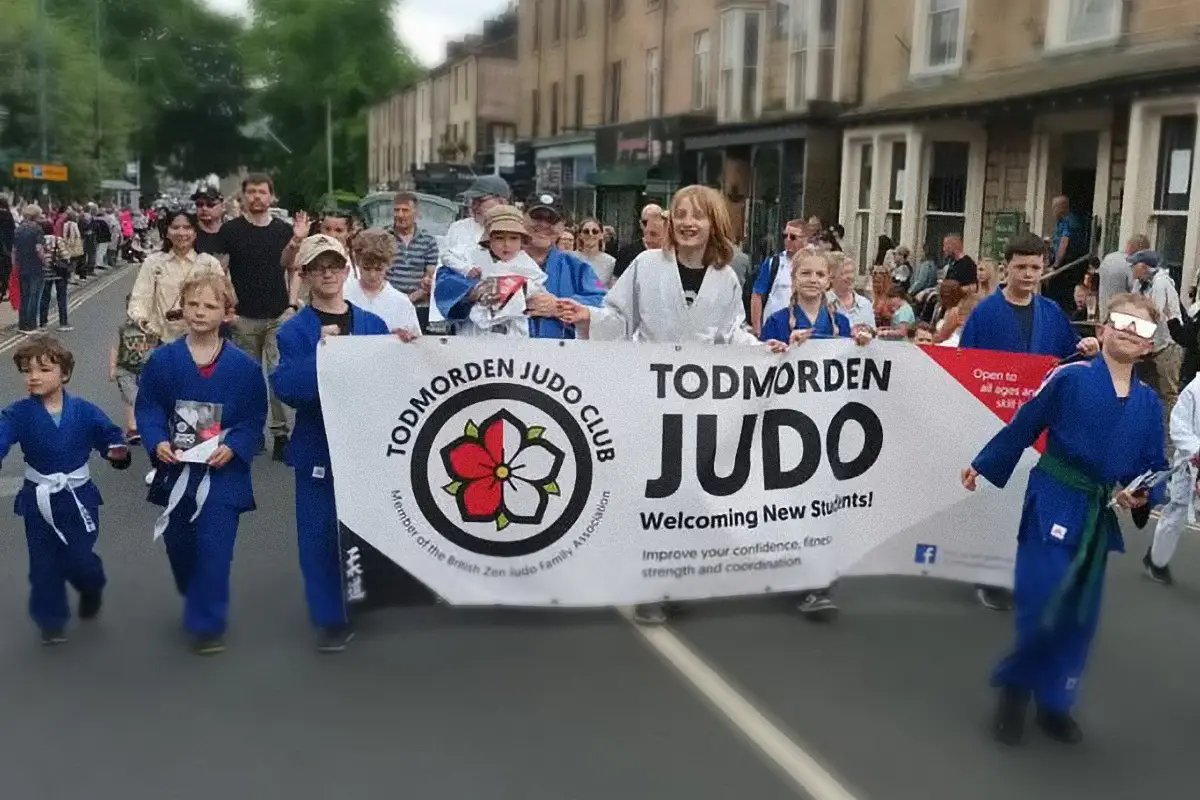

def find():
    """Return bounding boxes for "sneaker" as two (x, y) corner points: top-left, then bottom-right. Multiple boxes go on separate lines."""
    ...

(272, 434), (289, 463)
(126, 430), (142, 445)
(975, 585), (1014, 611)
(317, 626), (355, 653)
(78, 590), (103, 620)
(992, 687), (1030, 746)
(1142, 549), (1173, 586)
(191, 636), (226, 656)
(40, 629), (68, 646)
(144, 468), (157, 487)
(1035, 708), (1083, 744)
(58, 325), (74, 332)
(797, 591), (839, 621)
(632, 603), (668, 625)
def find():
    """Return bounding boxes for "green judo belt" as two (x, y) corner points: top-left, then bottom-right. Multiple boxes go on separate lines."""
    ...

(1033, 452), (1120, 629)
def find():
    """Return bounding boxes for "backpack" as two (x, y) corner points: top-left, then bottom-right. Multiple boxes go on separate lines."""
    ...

(743, 252), (781, 317)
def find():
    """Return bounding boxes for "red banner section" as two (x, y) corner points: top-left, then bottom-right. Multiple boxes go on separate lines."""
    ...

(921, 346), (1060, 450)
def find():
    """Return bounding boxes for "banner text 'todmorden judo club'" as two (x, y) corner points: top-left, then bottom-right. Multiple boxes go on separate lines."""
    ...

(319, 337), (1057, 607)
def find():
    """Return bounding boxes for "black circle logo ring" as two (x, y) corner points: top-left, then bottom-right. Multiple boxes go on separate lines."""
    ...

(410, 382), (594, 557)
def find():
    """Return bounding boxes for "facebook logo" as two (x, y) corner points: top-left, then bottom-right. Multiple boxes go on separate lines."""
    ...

(914, 544), (938, 565)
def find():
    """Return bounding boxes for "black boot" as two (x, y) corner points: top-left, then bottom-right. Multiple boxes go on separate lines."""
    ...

(992, 687), (1030, 746)
(1036, 708), (1083, 744)
(78, 589), (103, 620)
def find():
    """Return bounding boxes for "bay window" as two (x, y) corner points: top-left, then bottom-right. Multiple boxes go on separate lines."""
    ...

(718, 8), (765, 123)
(786, 0), (838, 110)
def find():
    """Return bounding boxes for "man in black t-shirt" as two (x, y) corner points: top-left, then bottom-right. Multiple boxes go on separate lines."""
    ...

(613, 203), (668, 279)
(192, 186), (226, 257)
(942, 234), (978, 287)
(219, 173), (299, 461)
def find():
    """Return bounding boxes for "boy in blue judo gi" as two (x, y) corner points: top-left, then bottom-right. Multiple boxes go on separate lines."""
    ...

(272, 234), (395, 653)
(0, 336), (131, 644)
(433, 193), (605, 337)
(135, 274), (268, 655)
(962, 292), (1166, 746)
(959, 233), (1101, 612)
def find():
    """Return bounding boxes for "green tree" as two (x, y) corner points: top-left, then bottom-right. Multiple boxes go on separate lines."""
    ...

(50, 0), (252, 188)
(0, 0), (137, 198)
(244, 0), (421, 210)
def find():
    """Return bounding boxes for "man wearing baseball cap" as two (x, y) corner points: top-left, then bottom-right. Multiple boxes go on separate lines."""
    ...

(1131, 249), (1183, 424)
(441, 175), (512, 273)
(191, 187), (225, 257)
(271, 234), (390, 653)
(432, 190), (606, 339)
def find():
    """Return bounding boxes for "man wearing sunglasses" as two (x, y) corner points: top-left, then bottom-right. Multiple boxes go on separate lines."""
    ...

(613, 204), (667, 280)
(960, 232), (1099, 612)
(749, 219), (806, 335)
(192, 187), (225, 258)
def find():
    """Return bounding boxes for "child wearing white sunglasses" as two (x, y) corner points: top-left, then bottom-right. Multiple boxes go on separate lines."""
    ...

(962, 292), (1166, 748)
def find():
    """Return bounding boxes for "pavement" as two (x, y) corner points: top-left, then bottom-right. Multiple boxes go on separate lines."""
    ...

(0, 271), (1198, 800)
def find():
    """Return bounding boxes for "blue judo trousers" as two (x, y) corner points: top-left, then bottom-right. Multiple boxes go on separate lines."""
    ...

(971, 358), (1167, 712)
(0, 394), (127, 631)
(272, 305), (389, 629)
(135, 338), (267, 638)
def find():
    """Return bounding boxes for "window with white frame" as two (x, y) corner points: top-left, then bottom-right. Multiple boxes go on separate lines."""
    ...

(786, 0), (838, 110)
(1047, 0), (1121, 50)
(1152, 114), (1196, 275)
(923, 141), (969, 264)
(913, 0), (964, 74)
(718, 9), (764, 123)
(692, 30), (710, 110)
(885, 141), (906, 244)
(854, 142), (873, 274)
(646, 48), (661, 117)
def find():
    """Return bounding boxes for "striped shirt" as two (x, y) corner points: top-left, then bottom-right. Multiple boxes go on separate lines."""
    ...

(387, 227), (440, 296)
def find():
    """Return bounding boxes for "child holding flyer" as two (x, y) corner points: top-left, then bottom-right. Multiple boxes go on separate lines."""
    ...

(962, 293), (1167, 746)
(0, 336), (131, 644)
(135, 274), (267, 655)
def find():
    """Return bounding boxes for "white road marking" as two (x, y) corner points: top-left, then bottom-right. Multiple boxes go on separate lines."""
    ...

(621, 607), (861, 800)
(0, 266), (133, 354)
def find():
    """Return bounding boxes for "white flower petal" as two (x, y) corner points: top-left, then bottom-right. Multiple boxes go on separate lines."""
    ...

(501, 416), (524, 464)
(503, 477), (544, 521)
(508, 442), (558, 484)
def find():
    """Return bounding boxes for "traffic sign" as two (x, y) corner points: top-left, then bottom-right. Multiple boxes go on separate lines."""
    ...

(12, 162), (69, 182)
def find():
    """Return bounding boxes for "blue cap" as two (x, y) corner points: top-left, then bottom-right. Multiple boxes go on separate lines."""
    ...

(1127, 249), (1160, 269)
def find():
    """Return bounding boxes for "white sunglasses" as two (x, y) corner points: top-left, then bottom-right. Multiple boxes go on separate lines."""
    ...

(1108, 311), (1157, 340)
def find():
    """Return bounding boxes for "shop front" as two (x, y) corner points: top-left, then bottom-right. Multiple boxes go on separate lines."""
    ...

(683, 117), (841, 264)
(533, 132), (596, 223)
(589, 114), (713, 246)
(474, 141), (537, 201)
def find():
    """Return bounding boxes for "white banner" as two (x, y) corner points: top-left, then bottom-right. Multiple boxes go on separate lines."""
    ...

(320, 338), (1040, 606)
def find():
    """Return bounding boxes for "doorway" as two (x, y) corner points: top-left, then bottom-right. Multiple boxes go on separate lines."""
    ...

(1046, 131), (1099, 250)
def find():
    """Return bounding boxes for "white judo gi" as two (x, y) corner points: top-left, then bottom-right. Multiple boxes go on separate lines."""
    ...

(1151, 374), (1200, 567)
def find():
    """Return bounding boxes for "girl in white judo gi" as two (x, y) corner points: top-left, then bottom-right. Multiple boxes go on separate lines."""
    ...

(558, 184), (776, 624)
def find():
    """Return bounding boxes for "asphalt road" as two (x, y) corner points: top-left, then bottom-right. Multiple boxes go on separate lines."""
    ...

(0, 271), (1197, 800)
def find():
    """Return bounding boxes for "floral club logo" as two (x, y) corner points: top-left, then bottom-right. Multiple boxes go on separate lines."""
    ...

(410, 383), (594, 558)
(441, 410), (565, 531)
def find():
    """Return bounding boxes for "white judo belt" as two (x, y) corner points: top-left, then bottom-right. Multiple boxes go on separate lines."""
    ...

(153, 465), (212, 540)
(25, 465), (96, 543)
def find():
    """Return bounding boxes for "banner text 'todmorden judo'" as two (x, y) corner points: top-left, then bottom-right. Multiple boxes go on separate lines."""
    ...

(320, 338), (1056, 607)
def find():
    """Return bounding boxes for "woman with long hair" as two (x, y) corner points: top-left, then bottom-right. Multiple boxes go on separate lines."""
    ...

(128, 209), (225, 345)
(574, 216), (617, 287)
(559, 185), (773, 625)
(932, 279), (978, 346)
(871, 266), (894, 328)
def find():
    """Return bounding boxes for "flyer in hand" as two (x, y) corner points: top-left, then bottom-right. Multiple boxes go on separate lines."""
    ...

(171, 400), (224, 463)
